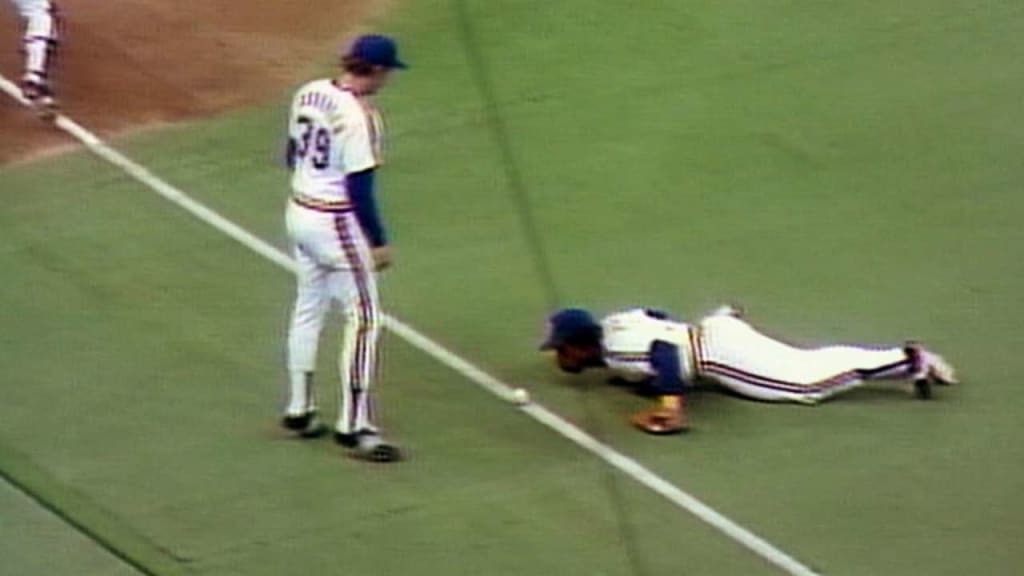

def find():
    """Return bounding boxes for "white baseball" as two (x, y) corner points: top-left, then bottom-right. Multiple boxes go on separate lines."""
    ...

(511, 388), (531, 405)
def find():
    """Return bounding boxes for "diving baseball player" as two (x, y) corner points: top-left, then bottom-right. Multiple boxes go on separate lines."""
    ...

(541, 305), (958, 435)
(280, 35), (407, 462)
(7, 0), (59, 114)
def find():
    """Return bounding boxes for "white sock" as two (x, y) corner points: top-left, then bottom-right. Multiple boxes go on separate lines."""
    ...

(24, 39), (50, 81)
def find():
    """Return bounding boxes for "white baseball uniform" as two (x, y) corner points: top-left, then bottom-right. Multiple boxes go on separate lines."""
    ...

(283, 79), (385, 435)
(601, 308), (915, 404)
(9, 0), (58, 87)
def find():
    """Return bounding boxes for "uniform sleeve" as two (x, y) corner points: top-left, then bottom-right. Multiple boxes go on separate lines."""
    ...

(649, 340), (688, 395)
(347, 168), (387, 247)
(334, 102), (379, 175)
(284, 93), (300, 169)
(284, 137), (297, 169)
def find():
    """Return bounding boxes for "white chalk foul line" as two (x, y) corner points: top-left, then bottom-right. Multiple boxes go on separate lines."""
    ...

(0, 73), (820, 576)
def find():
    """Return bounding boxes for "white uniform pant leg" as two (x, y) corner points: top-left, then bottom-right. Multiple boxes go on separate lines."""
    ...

(14, 0), (58, 83)
(327, 213), (381, 435)
(697, 316), (913, 404)
(284, 243), (329, 415)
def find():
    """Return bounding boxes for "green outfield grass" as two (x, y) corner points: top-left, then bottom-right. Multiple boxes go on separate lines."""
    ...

(2, 1), (1023, 574)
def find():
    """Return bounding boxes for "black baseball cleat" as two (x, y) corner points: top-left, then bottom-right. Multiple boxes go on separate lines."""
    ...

(913, 378), (933, 400)
(280, 412), (328, 438)
(906, 342), (959, 400)
(334, 429), (402, 463)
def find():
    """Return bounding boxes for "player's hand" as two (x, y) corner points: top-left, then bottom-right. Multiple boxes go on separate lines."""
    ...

(372, 245), (393, 271)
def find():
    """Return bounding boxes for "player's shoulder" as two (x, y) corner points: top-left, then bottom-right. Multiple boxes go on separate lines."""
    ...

(602, 308), (655, 327)
(601, 310), (655, 365)
(293, 78), (325, 97)
(602, 308), (688, 342)
(296, 78), (334, 92)
(291, 79), (354, 106)
(601, 309), (647, 341)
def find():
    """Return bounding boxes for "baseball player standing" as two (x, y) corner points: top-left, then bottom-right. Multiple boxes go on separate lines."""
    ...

(279, 35), (407, 462)
(7, 0), (59, 114)
(541, 305), (958, 434)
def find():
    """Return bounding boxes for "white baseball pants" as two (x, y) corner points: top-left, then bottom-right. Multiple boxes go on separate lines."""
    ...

(11, 0), (58, 84)
(284, 200), (381, 434)
(695, 315), (914, 404)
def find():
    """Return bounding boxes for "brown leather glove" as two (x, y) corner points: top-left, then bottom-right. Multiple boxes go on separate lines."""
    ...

(630, 395), (689, 435)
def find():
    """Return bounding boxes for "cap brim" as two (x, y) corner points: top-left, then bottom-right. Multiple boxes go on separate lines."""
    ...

(390, 59), (408, 70)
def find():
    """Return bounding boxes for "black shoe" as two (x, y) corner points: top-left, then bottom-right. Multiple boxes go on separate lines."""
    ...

(281, 412), (328, 438)
(333, 430), (358, 447)
(335, 429), (401, 462)
(906, 342), (958, 400)
(913, 378), (932, 400)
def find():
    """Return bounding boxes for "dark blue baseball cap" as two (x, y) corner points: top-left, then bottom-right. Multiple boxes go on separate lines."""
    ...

(346, 34), (407, 69)
(540, 308), (601, 350)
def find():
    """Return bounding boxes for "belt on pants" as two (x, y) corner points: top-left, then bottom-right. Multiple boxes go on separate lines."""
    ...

(291, 193), (352, 213)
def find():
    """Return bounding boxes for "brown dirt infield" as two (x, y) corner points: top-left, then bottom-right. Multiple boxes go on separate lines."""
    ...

(0, 0), (385, 164)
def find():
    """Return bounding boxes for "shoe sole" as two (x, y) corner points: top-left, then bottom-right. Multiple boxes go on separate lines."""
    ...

(336, 431), (402, 462)
(364, 444), (401, 463)
(298, 423), (328, 438)
(281, 414), (328, 438)
(633, 421), (689, 435)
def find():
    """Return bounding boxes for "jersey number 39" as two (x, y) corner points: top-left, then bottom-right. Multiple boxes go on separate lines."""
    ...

(295, 116), (331, 170)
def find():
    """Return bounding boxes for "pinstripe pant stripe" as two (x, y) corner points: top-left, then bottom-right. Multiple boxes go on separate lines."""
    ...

(333, 213), (375, 430)
(699, 355), (912, 396)
(858, 358), (914, 380)
(700, 362), (861, 395)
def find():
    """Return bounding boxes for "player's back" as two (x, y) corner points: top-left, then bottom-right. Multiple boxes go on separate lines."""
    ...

(601, 309), (695, 381)
(287, 79), (380, 202)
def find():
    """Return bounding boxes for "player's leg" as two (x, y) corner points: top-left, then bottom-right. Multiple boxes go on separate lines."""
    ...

(283, 247), (328, 403)
(329, 266), (380, 435)
(794, 344), (917, 403)
(280, 202), (333, 436)
(16, 0), (59, 109)
(281, 245), (330, 436)
(697, 315), (921, 404)
(327, 213), (398, 461)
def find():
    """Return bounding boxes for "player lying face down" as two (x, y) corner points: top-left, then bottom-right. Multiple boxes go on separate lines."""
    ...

(540, 305), (958, 435)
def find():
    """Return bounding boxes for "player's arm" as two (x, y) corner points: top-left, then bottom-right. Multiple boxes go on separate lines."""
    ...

(337, 103), (389, 262)
(649, 340), (688, 395)
(283, 92), (303, 169)
(347, 168), (387, 248)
